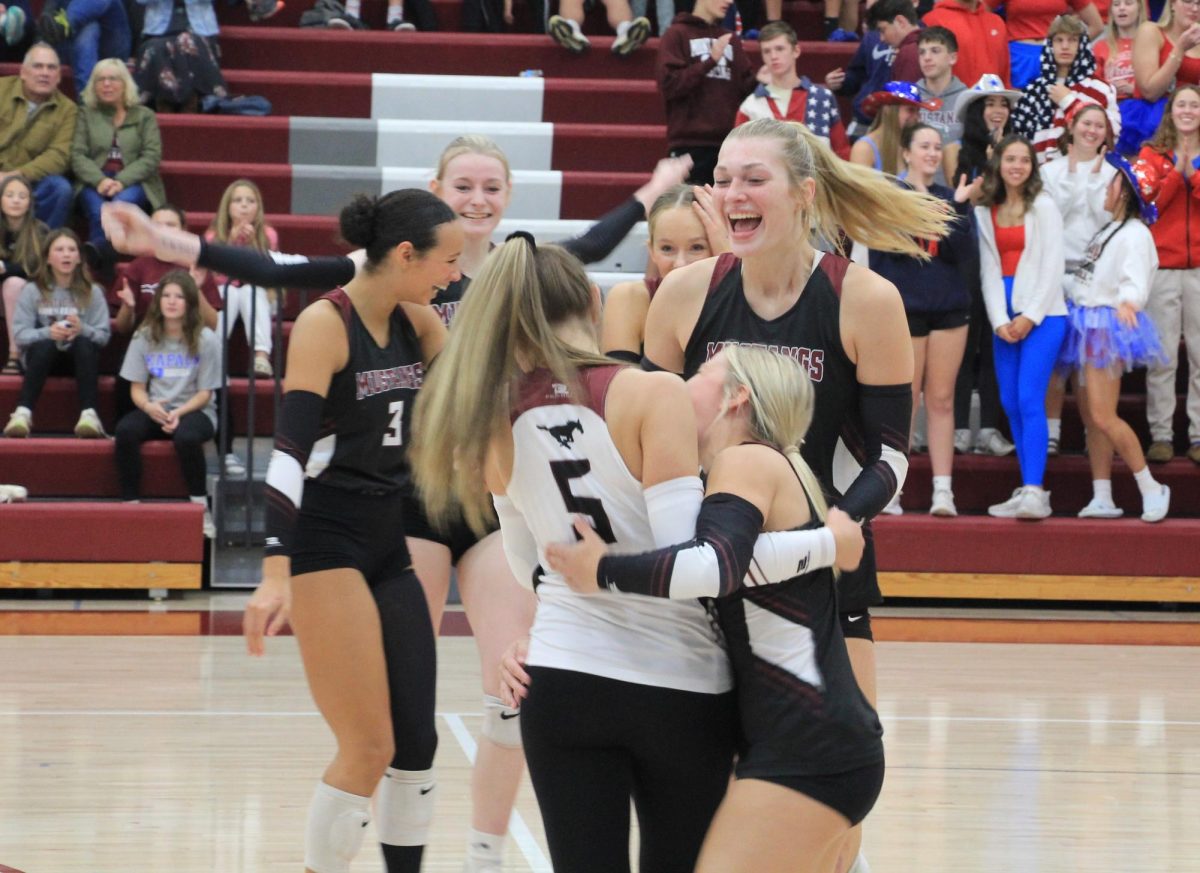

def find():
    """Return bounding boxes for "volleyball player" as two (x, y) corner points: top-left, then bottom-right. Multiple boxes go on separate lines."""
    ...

(241, 189), (461, 873)
(409, 234), (857, 873)
(640, 117), (951, 873)
(545, 345), (881, 873)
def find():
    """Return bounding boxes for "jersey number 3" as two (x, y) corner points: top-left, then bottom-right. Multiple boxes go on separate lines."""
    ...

(382, 400), (404, 446)
(550, 460), (617, 544)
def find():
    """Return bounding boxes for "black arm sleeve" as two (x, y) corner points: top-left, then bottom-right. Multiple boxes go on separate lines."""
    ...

(836, 383), (912, 522)
(595, 492), (764, 599)
(640, 355), (679, 373)
(559, 197), (646, 265)
(607, 349), (642, 364)
(264, 390), (325, 558)
(197, 240), (357, 289)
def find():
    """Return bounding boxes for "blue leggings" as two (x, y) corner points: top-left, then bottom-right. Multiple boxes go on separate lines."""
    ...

(993, 276), (1067, 487)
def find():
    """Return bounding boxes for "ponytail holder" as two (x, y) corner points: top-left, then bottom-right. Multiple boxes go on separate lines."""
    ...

(505, 230), (537, 252)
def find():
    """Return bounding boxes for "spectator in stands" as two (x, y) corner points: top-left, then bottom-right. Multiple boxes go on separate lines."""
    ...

(134, 0), (228, 113)
(656, 0), (757, 185)
(1011, 16), (1120, 164)
(1040, 102), (1115, 455)
(1060, 152), (1171, 520)
(734, 21), (851, 159)
(922, 0), (1010, 91)
(1137, 85), (1200, 465)
(1, 175), (45, 375)
(3, 228), (109, 438)
(1094, 0), (1137, 151)
(630, 0), (672, 39)
(1126, 0), (1200, 152)
(851, 80), (939, 174)
(0, 2), (31, 63)
(547, 0), (650, 56)
(602, 183), (727, 360)
(869, 0), (923, 82)
(872, 122), (978, 517)
(36, 0), (130, 101)
(825, 0), (895, 141)
(320, 0), (435, 30)
(1000, 0), (1104, 91)
(825, 0), (861, 41)
(206, 179), (277, 379)
(916, 26), (968, 183)
(114, 270), (220, 534)
(70, 58), (165, 275)
(111, 205), (219, 336)
(975, 135), (1068, 519)
(0, 44), (76, 230)
(950, 74), (1020, 456)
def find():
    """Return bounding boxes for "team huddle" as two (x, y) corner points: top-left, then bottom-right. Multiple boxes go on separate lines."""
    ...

(103, 116), (952, 873)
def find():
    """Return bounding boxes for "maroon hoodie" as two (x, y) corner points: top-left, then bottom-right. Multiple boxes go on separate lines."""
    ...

(656, 13), (758, 149)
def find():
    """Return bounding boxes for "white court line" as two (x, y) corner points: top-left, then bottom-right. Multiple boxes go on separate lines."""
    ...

(441, 714), (552, 873)
(3, 710), (1200, 727)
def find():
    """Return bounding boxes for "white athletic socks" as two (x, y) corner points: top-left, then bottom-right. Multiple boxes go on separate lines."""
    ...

(464, 828), (506, 871)
(1092, 479), (1113, 504)
(1047, 418), (1062, 441)
(1132, 466), (1160, 497)
(932, 475), (952, 493)
(847, 850), (872, 873)
(345, 0), (361, 17)
(387, 3), (402, 23)
(616, 19), (631, 36)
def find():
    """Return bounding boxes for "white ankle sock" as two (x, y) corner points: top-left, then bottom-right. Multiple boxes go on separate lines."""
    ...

(386, 3), (402, 22)
(1132, 466), (1159, 497)
(616, 19), (631, 35)
(1047, 419), (1061, 441)
(464, 828), (506, 870)
(345, 0), (361, 17)
(1092, 479), (1113, 503)
(189, 495), (207, 506)
(932, 475), (951, 492)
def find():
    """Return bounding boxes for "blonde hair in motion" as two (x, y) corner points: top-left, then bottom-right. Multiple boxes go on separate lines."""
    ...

(411, 238), (613, 534)
(724, 118), (953, 258)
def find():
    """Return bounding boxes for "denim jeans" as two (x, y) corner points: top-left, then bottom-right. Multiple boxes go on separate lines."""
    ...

(59, 0), (131, 94)
(33, 174), (73, 229)
(78, 181), (148, 245)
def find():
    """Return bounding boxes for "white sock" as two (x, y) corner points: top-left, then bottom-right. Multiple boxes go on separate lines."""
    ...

(847, 851), (872, 873)
(616, 19), (631, 36)
(386, 3), (402, 22)
(1132, 466), (1159, 497)
(1047, 418), (1061, 441)
(189, 495), (207, 506)
(932, 475), (952, 493)
(1091, 479), (1113, 504)
(464, 828), (506, 870)
(345, 0), (361, 17)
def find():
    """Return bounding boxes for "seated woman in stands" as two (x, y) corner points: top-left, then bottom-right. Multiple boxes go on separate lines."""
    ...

(134, 0), (229, 113)
(114, 270), (221, 535)
(1, 175), (47, 376)
(3, 229), (109, 438)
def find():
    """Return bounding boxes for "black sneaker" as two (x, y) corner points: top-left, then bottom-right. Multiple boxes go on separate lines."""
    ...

(611, 16), (650, 56)
(37, 9), (69, 44)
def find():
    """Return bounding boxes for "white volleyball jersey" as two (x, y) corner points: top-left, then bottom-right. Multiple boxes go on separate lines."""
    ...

(506, 366), (733, 695)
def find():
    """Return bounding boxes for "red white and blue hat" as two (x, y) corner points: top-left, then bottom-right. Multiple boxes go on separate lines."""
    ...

(954, 73), (1022, 117)
(861, 81), (942, 118)
(1105, 151), (1161, 224)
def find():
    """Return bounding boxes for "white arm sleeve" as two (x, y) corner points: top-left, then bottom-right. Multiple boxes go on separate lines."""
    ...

(749, 527), (838, 585)
(492, 495), (540, 591)
(644, 476), (704, 547)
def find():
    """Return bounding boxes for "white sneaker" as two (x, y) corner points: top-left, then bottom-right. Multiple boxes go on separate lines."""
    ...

(3, 405), (31, 438)
(224, 453), (247, 477)
(1015, 487), (1052, 520)
(880, 491), (903, 515)
(0, 483), (28, 503)
(976, 428), (1016, 456)
(202, 509), (216, 539)
(1078, 496), (1124, 519)
(548, 14), (590, 53)
(1141, 484), (1171, 523)
(611, 15), (650, 55)
(74, 408), (106, 438)
(988, 487), (1026, 518)
(929, 488), (957, 517)
(953, 428), (972, 454)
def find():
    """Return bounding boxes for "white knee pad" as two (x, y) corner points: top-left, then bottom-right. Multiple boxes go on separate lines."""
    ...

(375, 767), (436, 847)
(304, 781), (371, 873)
(480, 694), (522, 748)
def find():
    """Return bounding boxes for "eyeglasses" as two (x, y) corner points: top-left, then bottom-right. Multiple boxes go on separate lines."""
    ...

(94, 76), (123, 84)
(1179, 0), (1200, 9)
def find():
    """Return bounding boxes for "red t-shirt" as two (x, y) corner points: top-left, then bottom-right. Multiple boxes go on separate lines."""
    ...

(992, 209), (1026, 276)
(109, 256), (223, 326)
(1093, 37), (1134, 98)
(992, 0), (1091, 42)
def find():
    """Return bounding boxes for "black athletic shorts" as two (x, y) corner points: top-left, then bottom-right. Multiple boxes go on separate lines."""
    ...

(290, 480), (412, 583)
(743, 759), (885, 826)
(907, 309), (970, 338)
(839, 609), (874, 641)
(401, 491), (497, 565)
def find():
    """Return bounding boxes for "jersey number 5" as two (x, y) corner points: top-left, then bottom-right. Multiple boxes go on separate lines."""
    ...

(550, 460), (617, 544)
(382, 400), (404, 446)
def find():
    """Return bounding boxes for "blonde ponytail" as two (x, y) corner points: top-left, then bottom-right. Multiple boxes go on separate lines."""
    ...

(410, 238), (612, 534)
(721, 345), (828, 522)
(725, 118), (953, 259)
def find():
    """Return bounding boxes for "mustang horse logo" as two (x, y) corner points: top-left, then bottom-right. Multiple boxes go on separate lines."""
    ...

(537, 420), (583, 449)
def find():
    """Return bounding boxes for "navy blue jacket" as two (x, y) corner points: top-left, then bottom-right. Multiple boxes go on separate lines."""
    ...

(837, 31), (894, 127)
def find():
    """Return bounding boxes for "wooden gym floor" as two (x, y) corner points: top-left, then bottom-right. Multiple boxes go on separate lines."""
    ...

(0, 596), (1197, 872)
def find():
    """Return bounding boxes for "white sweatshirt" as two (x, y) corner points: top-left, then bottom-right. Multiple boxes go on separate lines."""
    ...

(1040, 156), (1117, 273)
(1064, 218), (1158, 310)
(976, 192), (1068, 329)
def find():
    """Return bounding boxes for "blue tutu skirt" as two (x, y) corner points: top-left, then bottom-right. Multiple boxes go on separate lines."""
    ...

(1057, 302), (1166, 375)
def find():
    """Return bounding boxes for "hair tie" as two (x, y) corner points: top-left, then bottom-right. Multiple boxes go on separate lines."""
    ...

(505, 230), (537, 252)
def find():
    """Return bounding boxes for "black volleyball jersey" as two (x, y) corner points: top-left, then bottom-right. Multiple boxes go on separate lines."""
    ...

(718, 516), (884, 779)
(307, 288), (425, 493)
(431, 275), (470, 328)
(682, 252), (881, 611)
